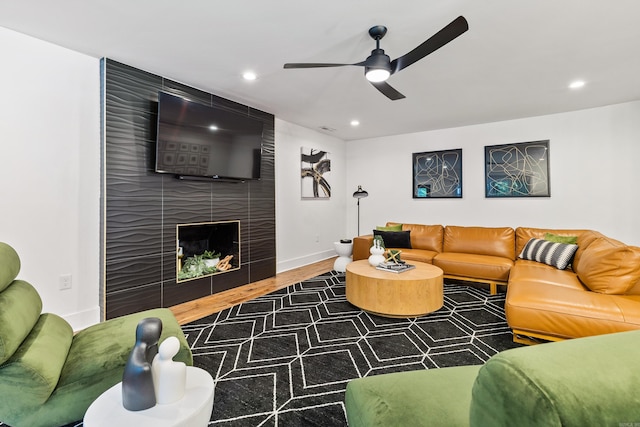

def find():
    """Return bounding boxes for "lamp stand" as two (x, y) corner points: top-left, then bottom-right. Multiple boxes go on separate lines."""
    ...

(356, 198), (361, 236)
(352, 185), (368, 237)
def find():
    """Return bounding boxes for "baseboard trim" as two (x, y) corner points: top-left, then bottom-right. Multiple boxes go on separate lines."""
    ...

(277, 249), (336, 273)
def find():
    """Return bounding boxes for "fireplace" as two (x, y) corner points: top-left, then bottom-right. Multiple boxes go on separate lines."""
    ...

(177, 220), (240, 283)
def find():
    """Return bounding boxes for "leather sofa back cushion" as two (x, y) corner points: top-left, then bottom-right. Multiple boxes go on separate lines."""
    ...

(572, 230), (606, 271)
(387, 223), (443, 252)
(444, 226), (515, 259)
(576, 237), (640, 294)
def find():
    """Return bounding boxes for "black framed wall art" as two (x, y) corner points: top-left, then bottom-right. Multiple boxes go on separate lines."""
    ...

(412, 149), (462, 198)
(301, 147), (331, 199)
(485, 140), (550, 197)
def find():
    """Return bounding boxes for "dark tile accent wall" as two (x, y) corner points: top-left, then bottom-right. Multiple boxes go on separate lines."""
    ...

(102, 59), (276, 319)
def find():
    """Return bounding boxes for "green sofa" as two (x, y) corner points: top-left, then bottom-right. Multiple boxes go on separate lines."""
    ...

(345, 329), (640, 426)
(0, 242), (193, 427)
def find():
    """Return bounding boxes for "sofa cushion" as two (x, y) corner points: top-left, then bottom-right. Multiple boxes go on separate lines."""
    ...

(575, 237), (640, 295)
(504, 277), (640, 340)
(434, 253), (513, 282)
(376, 224), (403, 231)
(515, 228), (589, 259)
(444, 226), (515, 260)
(509, 260), (581, 289)
(395, 248), (439, 264)
(0, 313), (73, 411)
(544, 232), (578, 244)
(346, 365), (481, 427)
(373, 230), (412, 249)
(519, 238), (578, 270)
(0, 280), (43, 364)
(0, 242), (21, 292)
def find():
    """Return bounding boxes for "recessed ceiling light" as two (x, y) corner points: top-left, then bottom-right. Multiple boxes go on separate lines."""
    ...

(242, 71), (257, 81)
(209, 125), (219, 131)
(569, 80), (585, 89)
(350, 120), (360, 127)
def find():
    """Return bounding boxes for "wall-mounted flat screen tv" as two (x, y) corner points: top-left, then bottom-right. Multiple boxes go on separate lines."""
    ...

(155, 91), (263, 180)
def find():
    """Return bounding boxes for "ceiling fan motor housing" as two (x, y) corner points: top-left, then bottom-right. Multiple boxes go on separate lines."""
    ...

(365, 49), (392, 82)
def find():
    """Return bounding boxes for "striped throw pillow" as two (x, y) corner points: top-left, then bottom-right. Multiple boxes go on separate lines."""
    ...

(519, 238), (578, 270)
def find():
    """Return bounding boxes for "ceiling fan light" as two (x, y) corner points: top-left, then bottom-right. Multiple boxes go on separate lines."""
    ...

(365, 68), (390, 82)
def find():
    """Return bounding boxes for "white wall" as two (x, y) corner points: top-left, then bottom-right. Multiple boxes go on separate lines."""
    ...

(0, 27), (101, 330)
(346, 101), (640, 245)
(275, 119), (347, 272)
(3, 26), (640, 330)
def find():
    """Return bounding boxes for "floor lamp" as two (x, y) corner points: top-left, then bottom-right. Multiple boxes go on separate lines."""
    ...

(352, 185), (368, 236)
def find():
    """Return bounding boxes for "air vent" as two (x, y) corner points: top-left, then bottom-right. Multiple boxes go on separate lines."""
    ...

(318, 126), (336, 132)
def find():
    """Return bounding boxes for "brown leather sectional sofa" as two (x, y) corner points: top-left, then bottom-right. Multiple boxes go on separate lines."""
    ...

(352, 222), (640, 344)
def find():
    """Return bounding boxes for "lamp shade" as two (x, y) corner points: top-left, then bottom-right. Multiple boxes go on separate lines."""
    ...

(353, 185), (368, 199)
(353, 186), (368, 236)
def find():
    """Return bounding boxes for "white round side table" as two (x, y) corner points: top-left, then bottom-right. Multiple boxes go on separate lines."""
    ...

(84, 366), (214, 427)
(334, 241), (353, 272)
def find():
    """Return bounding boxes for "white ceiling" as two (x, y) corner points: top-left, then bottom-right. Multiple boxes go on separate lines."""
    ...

(2, 0), (640, 140)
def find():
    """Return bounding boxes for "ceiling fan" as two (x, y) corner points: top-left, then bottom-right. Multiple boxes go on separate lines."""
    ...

(283, 16), (469, 100)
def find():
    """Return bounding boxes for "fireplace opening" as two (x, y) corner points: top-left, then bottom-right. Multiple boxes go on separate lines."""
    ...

(177, 220), (240, 282)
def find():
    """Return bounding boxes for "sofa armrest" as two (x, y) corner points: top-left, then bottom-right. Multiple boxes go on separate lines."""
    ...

(353, 235), (373, 261)
(470, 329), (640, 426)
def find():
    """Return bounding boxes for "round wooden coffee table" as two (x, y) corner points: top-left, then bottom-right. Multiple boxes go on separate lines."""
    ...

(346, 260), (444, 317)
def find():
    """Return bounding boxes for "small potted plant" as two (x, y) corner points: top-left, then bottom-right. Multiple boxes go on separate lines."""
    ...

(369, 236), (386, 266)
(202, 250), (221, 268)
(372, 235), (385, 249)
(178, 254), (206, 280)
(177, 250), (222, 280)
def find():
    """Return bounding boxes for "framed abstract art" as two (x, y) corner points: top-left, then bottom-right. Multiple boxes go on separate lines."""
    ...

(412, 149), (462, 198)
(301, 147), (331, 199)
(485, 140), (550, 197)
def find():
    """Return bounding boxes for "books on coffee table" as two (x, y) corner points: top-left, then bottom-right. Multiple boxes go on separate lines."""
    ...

(376, 262), (416, 274)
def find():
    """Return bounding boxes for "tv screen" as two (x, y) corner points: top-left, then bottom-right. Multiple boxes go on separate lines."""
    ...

(155, 91), (263, 180)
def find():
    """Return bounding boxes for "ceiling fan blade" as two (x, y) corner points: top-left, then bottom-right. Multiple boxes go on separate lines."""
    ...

(284, 62), (364, 69)
(391, 16), (468, 74)
(371, 81), (406, 100)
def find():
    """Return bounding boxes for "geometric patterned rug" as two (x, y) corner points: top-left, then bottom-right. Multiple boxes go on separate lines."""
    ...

(182, 270), (522, 426)
(3, 270), (521, 427)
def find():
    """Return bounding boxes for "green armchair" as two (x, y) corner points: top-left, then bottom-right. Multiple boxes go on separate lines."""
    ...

(346, 329), (640, 426)
(0, 242), (193, 427)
